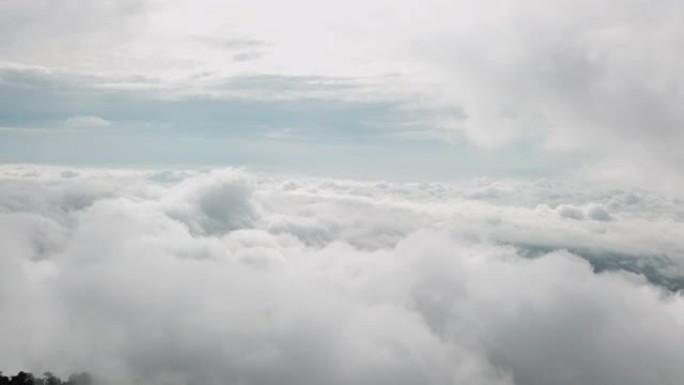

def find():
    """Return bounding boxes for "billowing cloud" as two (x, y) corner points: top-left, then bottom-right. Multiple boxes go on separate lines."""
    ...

(1, 165), (684, 385)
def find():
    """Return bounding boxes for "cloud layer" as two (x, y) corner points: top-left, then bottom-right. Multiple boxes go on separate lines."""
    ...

(1, 165), (684, 385)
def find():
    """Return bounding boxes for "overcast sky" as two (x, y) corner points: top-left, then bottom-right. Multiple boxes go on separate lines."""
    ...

(2, 0), (683, 185)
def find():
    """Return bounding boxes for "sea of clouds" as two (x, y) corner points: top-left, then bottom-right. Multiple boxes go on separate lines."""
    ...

(1, 164), (684, 385)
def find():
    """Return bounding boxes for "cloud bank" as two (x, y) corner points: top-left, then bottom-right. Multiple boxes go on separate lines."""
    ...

(1, 165), (684, 385)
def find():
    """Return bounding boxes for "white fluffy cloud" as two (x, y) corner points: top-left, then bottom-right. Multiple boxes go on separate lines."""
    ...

(1, 165), (684, 384)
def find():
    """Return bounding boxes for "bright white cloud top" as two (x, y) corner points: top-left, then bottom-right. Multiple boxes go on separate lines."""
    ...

(1, 165), (684, 385)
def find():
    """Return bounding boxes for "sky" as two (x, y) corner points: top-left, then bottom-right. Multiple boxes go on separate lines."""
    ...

(2, 0), (684, 184)
(2, 1), (684, 385)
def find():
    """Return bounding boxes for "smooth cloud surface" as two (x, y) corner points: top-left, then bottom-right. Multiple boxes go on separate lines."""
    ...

(1, 165), (684, 385)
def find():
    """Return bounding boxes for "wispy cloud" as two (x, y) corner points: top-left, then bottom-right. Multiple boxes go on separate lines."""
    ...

(64, 115), (111, 129)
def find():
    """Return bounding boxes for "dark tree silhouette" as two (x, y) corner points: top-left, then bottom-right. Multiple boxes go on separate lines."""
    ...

(0, 371), (93, 385)
(43, 373), (60, 385)
(10, 372), (34, 385)
(66, 373), (92, 385)
(0, 371), (10, 385)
